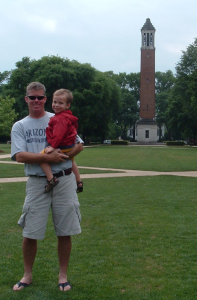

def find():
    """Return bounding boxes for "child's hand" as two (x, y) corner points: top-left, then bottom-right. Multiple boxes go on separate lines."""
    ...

(45, 146), (55, 154)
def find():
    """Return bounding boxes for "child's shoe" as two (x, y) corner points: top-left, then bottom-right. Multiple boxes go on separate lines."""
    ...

(44, 176), (59, 193)
(77, 181), (83, 193)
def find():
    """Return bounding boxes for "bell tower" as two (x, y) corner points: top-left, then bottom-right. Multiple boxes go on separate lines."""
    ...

(137, 18), (158, 143)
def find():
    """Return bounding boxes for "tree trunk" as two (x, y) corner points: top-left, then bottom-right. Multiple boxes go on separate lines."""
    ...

(132, 123), (136, 141)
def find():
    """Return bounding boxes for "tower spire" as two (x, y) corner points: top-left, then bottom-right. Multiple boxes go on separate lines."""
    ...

(141, 18), (156, 49)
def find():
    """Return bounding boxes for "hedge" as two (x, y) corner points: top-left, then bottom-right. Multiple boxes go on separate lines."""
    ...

(111, 140), (129, 145)
(166, 141), (185, 146)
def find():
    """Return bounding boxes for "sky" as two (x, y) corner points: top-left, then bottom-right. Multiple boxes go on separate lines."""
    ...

(0, 0), (197, 75)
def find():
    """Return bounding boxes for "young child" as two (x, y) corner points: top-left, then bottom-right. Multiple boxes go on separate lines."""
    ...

(40, 89), (83, 194)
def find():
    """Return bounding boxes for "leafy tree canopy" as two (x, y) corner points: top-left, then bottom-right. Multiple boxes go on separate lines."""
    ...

(155, 70), (176, 140)
(0, 96), (18, 137)
(110, 72), (140, 139)
(167, 38), (197, 140)
(1, 56), (121, 142)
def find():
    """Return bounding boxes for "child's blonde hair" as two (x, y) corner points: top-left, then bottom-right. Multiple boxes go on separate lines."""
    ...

(53, 89), (73, 104)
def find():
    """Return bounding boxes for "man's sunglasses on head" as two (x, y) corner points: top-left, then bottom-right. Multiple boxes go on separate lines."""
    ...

(27, 95), (45, 100)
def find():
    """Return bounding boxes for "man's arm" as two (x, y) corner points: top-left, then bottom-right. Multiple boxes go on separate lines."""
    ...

(15, 149), (68, 164)
(15, 142), (83, 164)
(66, 142), (83, 159)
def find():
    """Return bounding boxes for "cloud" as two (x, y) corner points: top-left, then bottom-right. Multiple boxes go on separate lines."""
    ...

(0, 0), (197, 74)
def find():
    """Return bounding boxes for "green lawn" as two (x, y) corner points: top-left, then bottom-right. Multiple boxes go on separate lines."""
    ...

(1, 144), (197, 172)
(74, 145), (197, 172)
(1, 145), (197, 299)
(0, 143), (11, 154)
(1, 177), (197, 299)
(0, 163), (120, 178)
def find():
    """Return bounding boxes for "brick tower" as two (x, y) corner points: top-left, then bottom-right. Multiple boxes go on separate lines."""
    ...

(137, 18), (157, 143)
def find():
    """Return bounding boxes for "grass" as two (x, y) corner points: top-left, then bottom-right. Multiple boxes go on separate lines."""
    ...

(2, 144), (197, 172)
(1, 177), (197, 299)
(0, 163), (121, 178)
(74, 145), (197, 172)
(0, 163), (25, 177)
(1, 144), (197, 299)
(0, 143), (11, 154)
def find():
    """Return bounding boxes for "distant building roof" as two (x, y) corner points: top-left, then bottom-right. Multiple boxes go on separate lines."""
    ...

(141, 18), (155, 31)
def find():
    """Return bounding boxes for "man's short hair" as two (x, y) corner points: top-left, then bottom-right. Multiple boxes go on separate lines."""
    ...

(26, 82), (46, 95)
(53, 89), (73, 104)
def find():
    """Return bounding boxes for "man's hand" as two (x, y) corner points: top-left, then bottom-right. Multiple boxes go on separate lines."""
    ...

(15, 149), (68, 164)
(47, 149), (69, 163)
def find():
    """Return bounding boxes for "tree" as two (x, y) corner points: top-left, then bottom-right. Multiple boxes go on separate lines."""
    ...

(117, 90), (138, 138)
(111, 72), (140, 139)
(0, 96), (18, 138)
(72, 71), (121, 142)
(2, 57), (33, 119)
(2, 56), (97, 120)
(155, 70), (175, 93)
(155, 70), (175, 140)
(167, 38), (197, 141)
(0, 71), (10, 85)
(1, 56), (121, 142)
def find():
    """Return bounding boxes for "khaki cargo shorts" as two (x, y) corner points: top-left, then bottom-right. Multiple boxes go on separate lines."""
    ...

(18, 172), (81, 240)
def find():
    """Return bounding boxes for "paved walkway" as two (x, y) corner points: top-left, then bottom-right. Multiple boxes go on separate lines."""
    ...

(1, 154), (197, 183)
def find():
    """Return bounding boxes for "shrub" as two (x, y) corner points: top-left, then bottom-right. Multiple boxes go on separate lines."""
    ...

(111, 140), (128, 145)
(166, 141), (185, 146)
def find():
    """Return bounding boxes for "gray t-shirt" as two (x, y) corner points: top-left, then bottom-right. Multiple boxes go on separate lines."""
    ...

(11, 111), (81, 176)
